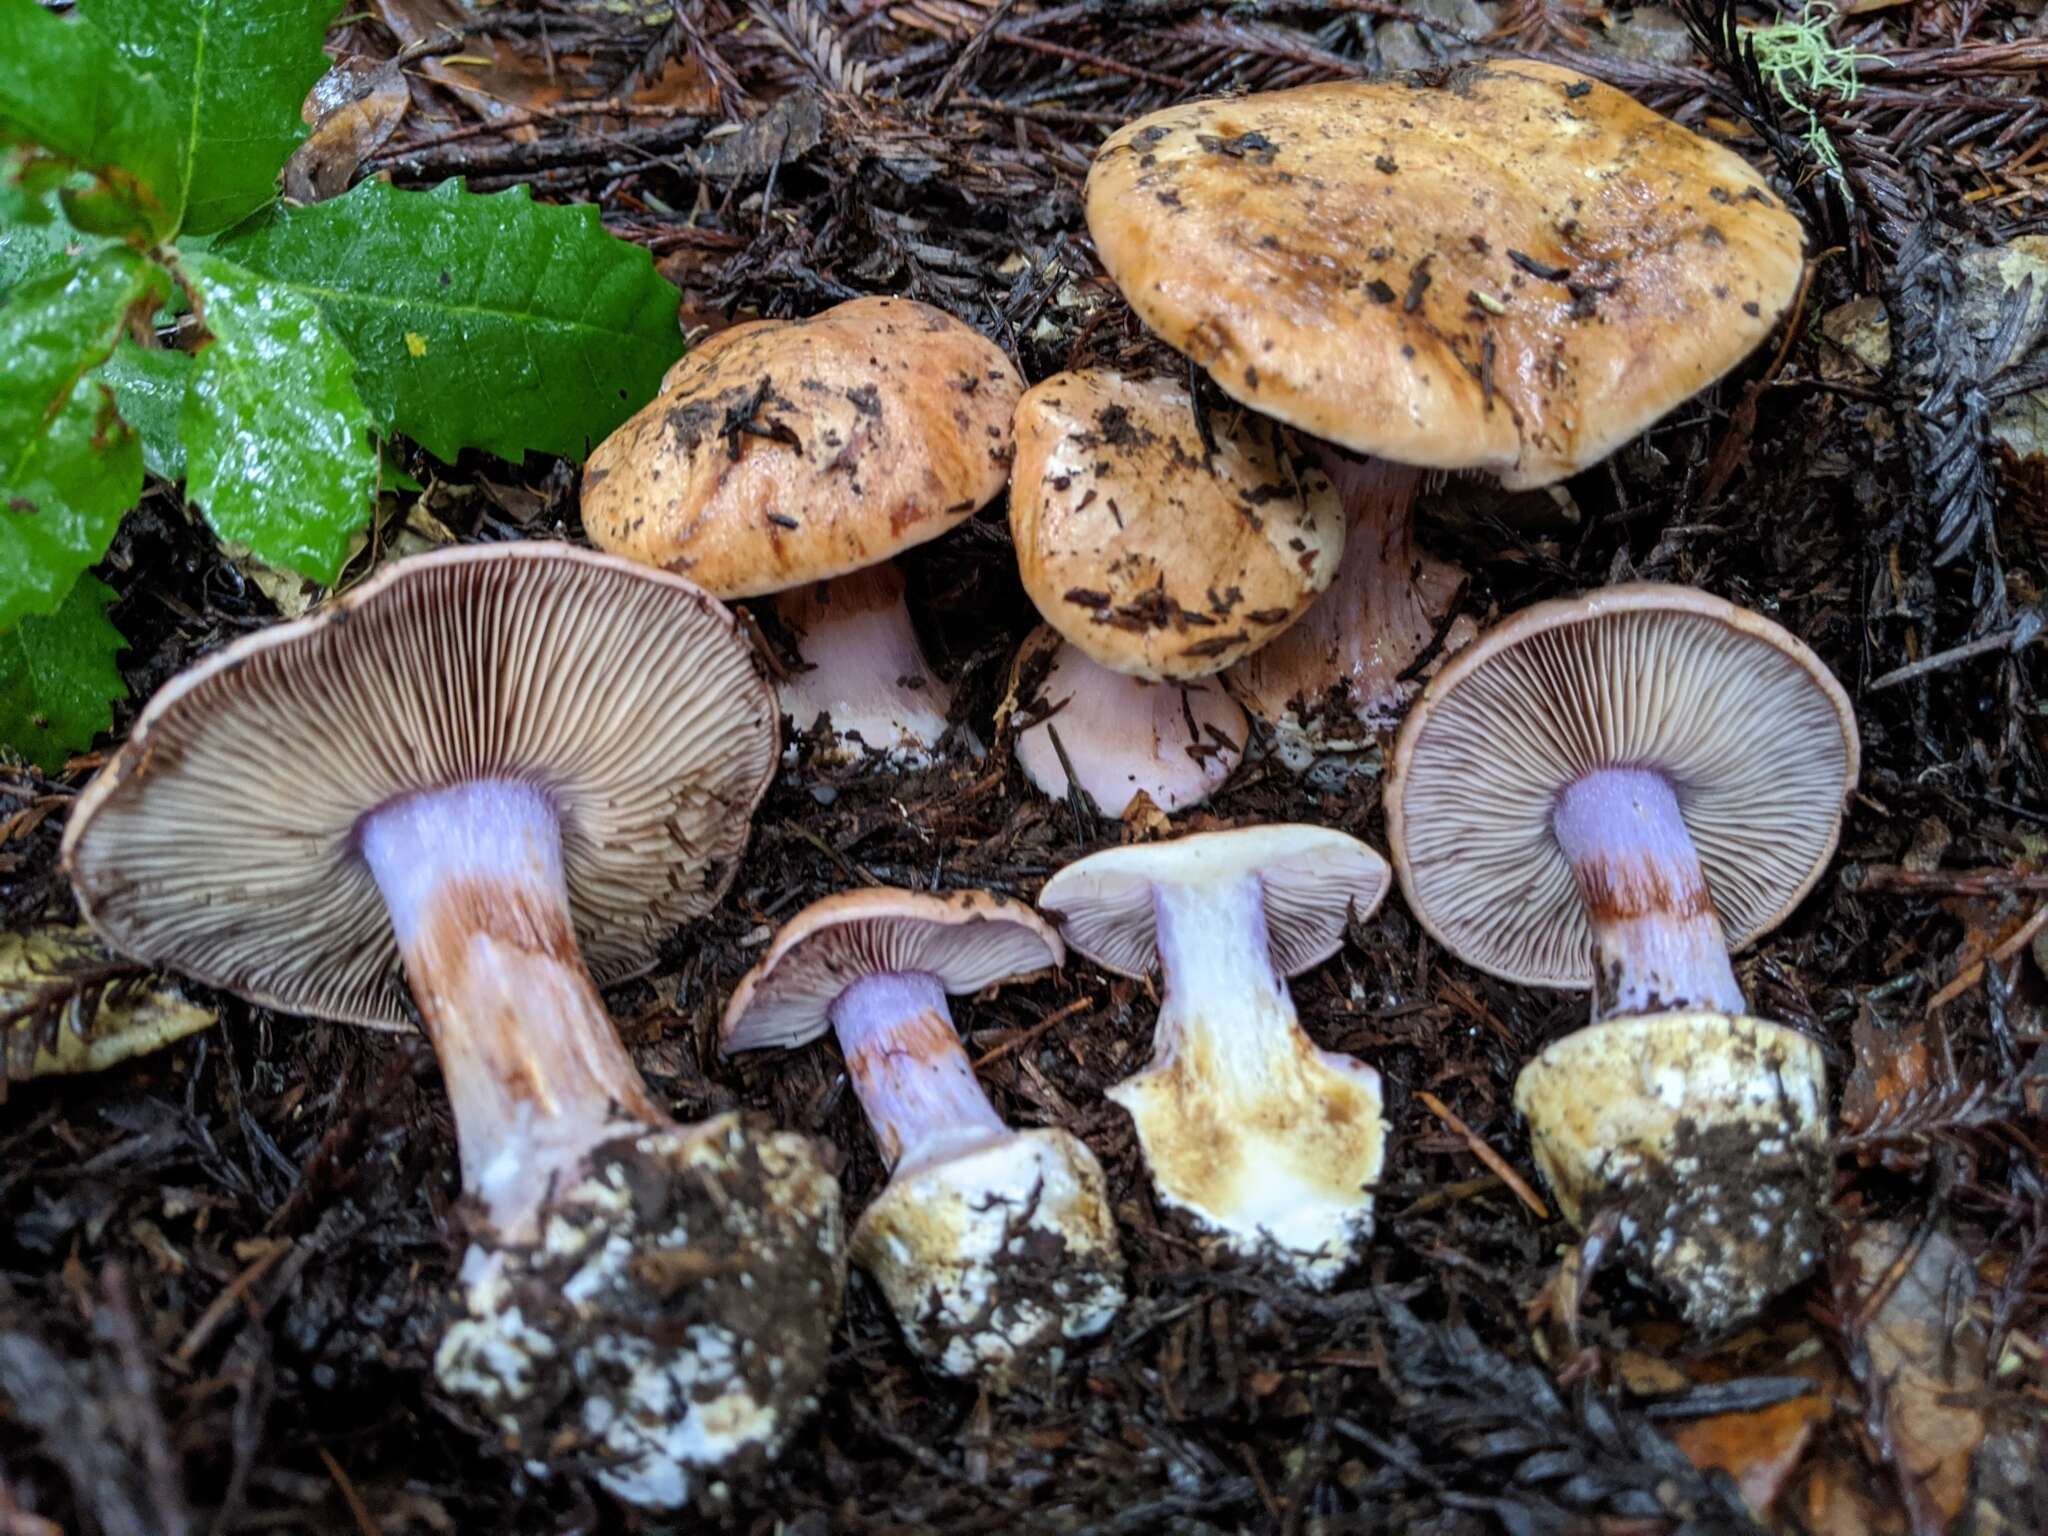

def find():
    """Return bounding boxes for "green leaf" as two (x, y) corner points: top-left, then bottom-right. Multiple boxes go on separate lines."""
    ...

(0, 0), (182, 239)
(98, 340), (191, 480)
(0, 575), (126, 771)
(0, 247), (168, 628)
(177, 250), (375, 582)
(1, 151), (107, 300)
(80, 0), (340, 237)
(215, 179), (684, 463)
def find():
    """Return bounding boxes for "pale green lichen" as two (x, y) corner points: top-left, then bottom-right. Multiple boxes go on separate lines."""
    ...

(1748, 3), (1878, 173)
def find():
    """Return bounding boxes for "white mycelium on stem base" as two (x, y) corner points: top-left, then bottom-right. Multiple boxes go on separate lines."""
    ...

(1226, 452), (1469, 762)
(723, 892), (1124, 1387)
(1040, 827), (1392, 1288)
(775, 564), (954, 767)
(1388, 586), (1860, 1331)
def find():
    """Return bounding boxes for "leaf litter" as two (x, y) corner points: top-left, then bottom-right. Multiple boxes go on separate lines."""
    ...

(4, 0), (2048, 1532)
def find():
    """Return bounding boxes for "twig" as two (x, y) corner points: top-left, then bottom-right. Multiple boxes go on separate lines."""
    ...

(1868, 618), (2040, 688)
(972, 994), (1094, 1069)
(1927, 901), (2048, 1011)
(1849, 864), (2048, 895)
(1415, 1091), (1549, 1220)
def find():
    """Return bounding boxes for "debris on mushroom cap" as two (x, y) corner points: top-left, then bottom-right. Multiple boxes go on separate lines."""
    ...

(1040, 826), (1392, 1286)
(720, 886), (1063, 1055)
(1004, 627), (1247, 817)
(582, 296), (1025, 596)
(851, 1126), (1125, 1388)
(1009, 369), (1344, 679)
(60, 542), (779, 1031)
(773, 564), (954, 767)
(1386, 584), (1859, 990)
(1085, 63), (1806, 489)
(440, 1112), (846, 1508)
(1513, 1012), (1828, 1333)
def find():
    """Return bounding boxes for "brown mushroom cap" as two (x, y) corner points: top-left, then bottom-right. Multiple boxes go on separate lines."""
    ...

(1009, 369), (1344, 678)
(1085, 63), (1805, 489)
(60, 544), (778, 1030)
(1385, 584), (1859, 989)
(1037, 825), (1390, 980)
(721, 889), (1064, 1054)
(583, 297), (1024, 596)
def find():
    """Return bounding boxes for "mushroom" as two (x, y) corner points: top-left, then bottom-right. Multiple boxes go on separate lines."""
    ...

(1009, 369), (1344, 679)
(1084, 63), (1806, 753)
(1385, 584), (1859, 1329)
(1002, 626), (1250, 818)
(60, 544), (845, 1509)
(722, 889), (1125, 1386)
(582, 296), (1024, 766)
(1037, 826), (1391, 1287)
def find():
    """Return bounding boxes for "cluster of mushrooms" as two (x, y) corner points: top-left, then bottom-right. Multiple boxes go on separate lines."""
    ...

(54, 62), (1863, 1513)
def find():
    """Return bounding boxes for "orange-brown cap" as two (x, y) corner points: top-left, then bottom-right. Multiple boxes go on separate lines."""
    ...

(60, 544), (779, 1030)
(1385, 584), (1859, 989)
(1009, 369), (1344, 679)
(721, 888), (1063, 1054)
(583, 297), (1024, 596)
(1086, 64), (1805, 489)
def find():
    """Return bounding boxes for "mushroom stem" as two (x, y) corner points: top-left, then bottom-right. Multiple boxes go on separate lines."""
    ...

(1551, 767), (1745, 1024)
(774, 564), (953, 765)
(1148, 873), (1293, 1083)
(359, 779), (667, 1240)
(1227, 450), (1467, 751)
(827, 970), (1007, 1173)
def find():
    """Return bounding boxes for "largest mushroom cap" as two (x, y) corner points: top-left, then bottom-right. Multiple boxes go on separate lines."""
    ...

(60, 544), (779, 1030)
(582, 297), (1024, 596)
(1086, 63), (1805, 489)
(1385, 584), (1859, 989)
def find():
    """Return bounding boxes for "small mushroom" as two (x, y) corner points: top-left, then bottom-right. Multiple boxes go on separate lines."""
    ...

(1085, 64), (1806, 753)
(1002, 625), (1250, 818)
(1386, 583), (1859, 1329)
(722, 889), (1125, 1387)
(61, 545), (844, 1509)
(583, 297), (1025, 766)
(1009, 369), (1344, 679)
(1037, 826), (1391, 1287)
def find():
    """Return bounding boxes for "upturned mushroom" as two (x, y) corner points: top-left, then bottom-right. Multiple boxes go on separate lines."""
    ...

(1385, 584), (1858, 1330)
(722, 889), (1125, 1386)
(1038, 827), (1391, 1287)
(61, 544), (845, 1509)
(1085, 64), (1806, 753)
(582, 296), (1024, 765)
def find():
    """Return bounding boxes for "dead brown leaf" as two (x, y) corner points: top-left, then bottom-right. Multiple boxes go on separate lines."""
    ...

(1671, 1390), (1832, 1518)
(285, 56), (410, 203)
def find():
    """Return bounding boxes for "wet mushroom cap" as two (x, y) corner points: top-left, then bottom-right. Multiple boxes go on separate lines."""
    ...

(1009, 369), (1344, 678)
(582, 297), (1025, 596)
(720, 889), (1065, 1053)
(1385, 583), (1859, 990)
(60, 544), (779, 1029)
(1085, 63), (1806, 489)
(1038, 824), (1391, 979)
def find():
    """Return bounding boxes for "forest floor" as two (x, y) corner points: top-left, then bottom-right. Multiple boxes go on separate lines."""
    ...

(4, 1), (2048, 1532)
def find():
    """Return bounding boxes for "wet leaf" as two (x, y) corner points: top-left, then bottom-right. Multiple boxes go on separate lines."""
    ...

(97, 340), (192, 481)
(81, 0), (341, 235)
(281, 55), (410, 206)
(0, 0), (183, 239)
(215, 178), (683, 462)
(1669, 1389), (1829, 1518)
(176, 250), (376, 582)
(1840, 1011), (1935, 1138)
(0, 247), (168, 628)
(0, 575), (125, 772)
(0, 150), (108, 301)
(1, 925), (212, 1084)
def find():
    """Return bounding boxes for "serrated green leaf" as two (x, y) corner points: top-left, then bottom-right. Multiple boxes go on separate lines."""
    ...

(215, 179), (684, 463)
(177, 250), (374, 582)
(98, 340), (191, 480)
(0, 247), (167, 628)
(0, 0), (182, 239)
(81, 0), (340, 237)
(0, 575), (126, 771)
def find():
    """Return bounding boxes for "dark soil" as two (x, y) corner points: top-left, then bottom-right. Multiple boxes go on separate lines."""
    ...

(5, 3), (2047, 1533)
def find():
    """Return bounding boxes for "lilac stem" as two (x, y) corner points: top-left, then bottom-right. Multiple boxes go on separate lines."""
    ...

(1551, 768), (1745, 1023)
(359, 780), (666, 1239)
(829, 971), (1006, 1173)
(1149, 873), (1296, 1082)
